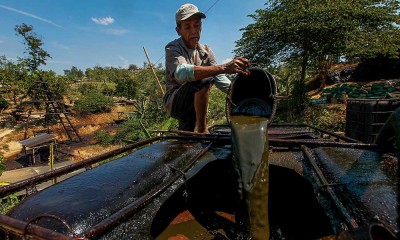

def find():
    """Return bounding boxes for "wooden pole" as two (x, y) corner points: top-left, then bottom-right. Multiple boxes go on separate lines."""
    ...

(143, 47), (165, 95)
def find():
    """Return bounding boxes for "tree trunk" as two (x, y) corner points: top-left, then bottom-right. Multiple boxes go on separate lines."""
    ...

(300, 50), (309, 85)
(319, 55), (331, 89)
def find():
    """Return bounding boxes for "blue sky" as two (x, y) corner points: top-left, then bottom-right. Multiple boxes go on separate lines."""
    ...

(0, 0), (266, 75)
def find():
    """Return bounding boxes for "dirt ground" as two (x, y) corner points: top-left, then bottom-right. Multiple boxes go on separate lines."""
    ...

(0, 104), (133, 169)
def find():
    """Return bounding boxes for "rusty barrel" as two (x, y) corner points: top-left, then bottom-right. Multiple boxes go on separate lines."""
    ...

(226, 68), (277, 122)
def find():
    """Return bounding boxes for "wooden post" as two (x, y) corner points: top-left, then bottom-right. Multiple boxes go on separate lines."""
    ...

(143, 47), (165, 95)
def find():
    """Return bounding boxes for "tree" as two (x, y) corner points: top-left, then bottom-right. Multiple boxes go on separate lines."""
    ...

(0, 56), (29, 103)
(115, 75), (139, 99)
(64, 66), (84, 81)
(128, 64), (138, 71)
(15, 24), (51, 73)
(235, 0), (400, 94)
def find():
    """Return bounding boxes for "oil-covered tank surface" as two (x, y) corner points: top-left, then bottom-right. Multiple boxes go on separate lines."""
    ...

(314, 147), (398, 232)
(8, 140), (204, 236)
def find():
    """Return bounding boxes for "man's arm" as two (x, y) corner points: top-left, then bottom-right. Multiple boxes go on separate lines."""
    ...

(193, 57), (251, 80)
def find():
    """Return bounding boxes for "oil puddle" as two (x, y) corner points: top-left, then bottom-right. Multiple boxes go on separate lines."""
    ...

(155, 210), (234, 240)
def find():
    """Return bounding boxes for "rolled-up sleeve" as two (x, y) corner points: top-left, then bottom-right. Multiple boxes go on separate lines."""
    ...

(175, 64), (195, 83)
(214, 74), (231, 94)
(165, 43), (191, 83)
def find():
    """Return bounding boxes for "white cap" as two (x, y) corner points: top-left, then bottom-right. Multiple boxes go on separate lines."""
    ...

(175, 3), (206, 24)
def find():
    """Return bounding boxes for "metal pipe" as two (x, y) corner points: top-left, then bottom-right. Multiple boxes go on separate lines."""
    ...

(271, 123), (362, 143)
(270, 139), (381, 150)
(0, 215), (84, 240)
(301, 145), (359, 229)
(319, 223), (397, 240)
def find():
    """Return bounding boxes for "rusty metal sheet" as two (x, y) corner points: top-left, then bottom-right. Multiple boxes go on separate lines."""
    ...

(19, 133), (56, 148)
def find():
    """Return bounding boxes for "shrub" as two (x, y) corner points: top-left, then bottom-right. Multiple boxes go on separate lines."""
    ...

(113, 118), (147, 143)
(0, 193), (19, 214)
(73, 92), (115, 115)
(0, 97), (9, 111)
(94, 131), (114, 145)
(208, 87), (228, 126)
(77, 83), (99, 95)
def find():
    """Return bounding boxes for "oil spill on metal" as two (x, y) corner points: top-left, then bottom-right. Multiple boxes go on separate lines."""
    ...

(8, 141), (204, 236)
(314, 147), (398, 232)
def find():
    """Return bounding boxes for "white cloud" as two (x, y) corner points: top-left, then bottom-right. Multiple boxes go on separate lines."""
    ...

(222, 58), (232, 64)
(0, 40), (4, 44)
(0, 4), (62, 28)
(103, 28), (128, 36)
(52, 42), (69, 50)
(91, 16), (114, 25)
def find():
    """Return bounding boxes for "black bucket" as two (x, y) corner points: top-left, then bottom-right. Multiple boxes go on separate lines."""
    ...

(226, 68), (277, 123)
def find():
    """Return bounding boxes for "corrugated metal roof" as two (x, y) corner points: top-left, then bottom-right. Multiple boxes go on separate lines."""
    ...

(19, 133), (56, 148)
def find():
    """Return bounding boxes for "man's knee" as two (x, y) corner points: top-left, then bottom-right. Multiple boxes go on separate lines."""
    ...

(195, 82), (212, 97)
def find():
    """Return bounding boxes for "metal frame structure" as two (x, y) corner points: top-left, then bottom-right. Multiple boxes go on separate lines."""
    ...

(0, 126), (389, 239)
(0, 134), (230, 240)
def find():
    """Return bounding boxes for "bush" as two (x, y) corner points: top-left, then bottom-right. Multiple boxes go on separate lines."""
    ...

(94, 131), (114, 145)
(73, 92), (115, 115)
(113, 118), (147, 143)
(208, 87), (228, 126)
(0, 97), (9, 111)
(77, 83), (99, 95)
(0, 193), (19, 214)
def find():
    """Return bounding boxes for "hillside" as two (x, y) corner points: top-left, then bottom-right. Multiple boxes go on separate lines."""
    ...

(0, 103), (132, 171)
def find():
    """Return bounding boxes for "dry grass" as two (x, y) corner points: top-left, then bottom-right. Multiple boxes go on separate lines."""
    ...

(69, 144), (121, 162)
(0, 105), (135, 162)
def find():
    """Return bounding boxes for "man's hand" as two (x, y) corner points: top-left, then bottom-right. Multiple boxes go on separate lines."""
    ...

(222, 57), (251, 75)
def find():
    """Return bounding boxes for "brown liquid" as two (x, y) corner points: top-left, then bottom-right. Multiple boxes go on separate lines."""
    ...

(156, 116), (270, 240)
(231, 115), (270, 240)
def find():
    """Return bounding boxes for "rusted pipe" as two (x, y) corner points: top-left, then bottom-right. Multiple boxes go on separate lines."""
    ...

(0, 215), (85, 240)
(301, 145), (359, 229)
(270, 139), (381, 150)
(271, 123), (362, 143)
(319, 223), (397, 240)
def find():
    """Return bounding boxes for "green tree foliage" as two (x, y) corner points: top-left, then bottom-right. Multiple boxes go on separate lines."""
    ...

(12, 24), (71, 103)
(94, 131), (115, 145)
(15, 23), (51, 73)
(128, 64), (139, 71)
(0, 154), (6, 175)
(115, 74), (139, 99)
(208, 87), (228, 126)
(0, 96), (9, 111)
(0, 56), (29, 103)
(73, 91), (115, 115)
(84, 66), (135, 84)
(113, 118), (148, 142)
(235, 0), (400, 86)
(236, 0), (400, 113)
(64, 66), (84, 81)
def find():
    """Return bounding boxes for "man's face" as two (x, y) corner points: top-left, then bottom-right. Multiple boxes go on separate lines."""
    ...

(176, 16), (202, 49)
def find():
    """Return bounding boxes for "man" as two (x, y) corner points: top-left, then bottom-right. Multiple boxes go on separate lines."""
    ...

(164, 3), (251, 133)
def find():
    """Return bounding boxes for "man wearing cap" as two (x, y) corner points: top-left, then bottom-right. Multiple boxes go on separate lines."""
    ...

(164, 3), (251, 133)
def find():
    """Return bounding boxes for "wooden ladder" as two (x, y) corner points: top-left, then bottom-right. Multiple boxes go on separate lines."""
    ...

(32, 80), (82, 142)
